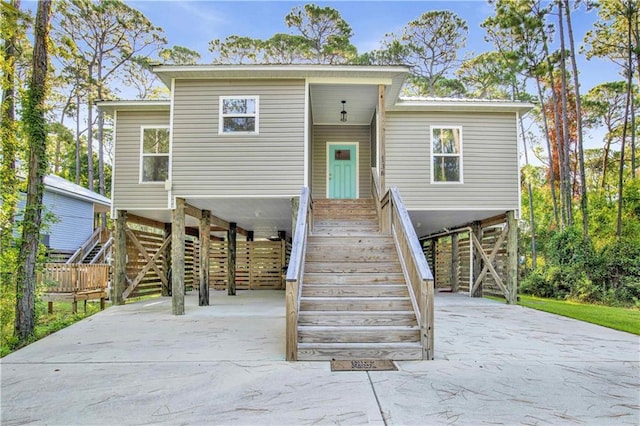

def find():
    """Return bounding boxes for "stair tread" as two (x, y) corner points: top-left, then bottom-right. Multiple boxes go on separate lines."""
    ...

(301, 296), (410, 300)
(299, 310), (415, 315)
(298, 342), (421, 348)
(298, 325), (419, 330)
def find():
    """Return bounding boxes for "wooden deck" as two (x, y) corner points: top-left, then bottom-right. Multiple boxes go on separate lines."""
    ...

(39, 263), (110, 313)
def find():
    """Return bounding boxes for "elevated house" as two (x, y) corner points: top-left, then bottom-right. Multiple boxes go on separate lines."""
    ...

(99, 65), (532, 361)
(15, 174), (111, 263)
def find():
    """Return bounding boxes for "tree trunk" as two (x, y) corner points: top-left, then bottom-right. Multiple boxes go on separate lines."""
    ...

(563, 0), (588, 239)
(14, 0), (52, 342)
(75, 89), (81, 184)
(86, 65), (94, 191)
(1, 0), (20, 236)
(535, 78), (560, 225)
(617, 8), (634, 238)
(557, 0), (573, 227)
(518, 113), (537, 269)
(602, 135), (613, 190)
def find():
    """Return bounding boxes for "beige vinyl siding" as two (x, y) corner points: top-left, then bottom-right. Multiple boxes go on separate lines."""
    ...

(113, 110), (170, 210)
(311, 125), (372, 199)
(172, 79), (305, 197)
(386, 111), (519, 210)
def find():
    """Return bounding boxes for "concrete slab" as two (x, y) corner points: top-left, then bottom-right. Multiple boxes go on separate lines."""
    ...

(1, 290), (639, 425)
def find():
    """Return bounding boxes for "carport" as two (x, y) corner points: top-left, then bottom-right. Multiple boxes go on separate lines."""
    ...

(2, 291), (638, 425)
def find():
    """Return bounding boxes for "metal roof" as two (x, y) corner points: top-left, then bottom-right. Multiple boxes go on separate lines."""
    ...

(44, 174), (111, 207)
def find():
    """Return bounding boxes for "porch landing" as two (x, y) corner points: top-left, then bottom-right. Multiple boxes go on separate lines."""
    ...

(2, 291), (638, 425)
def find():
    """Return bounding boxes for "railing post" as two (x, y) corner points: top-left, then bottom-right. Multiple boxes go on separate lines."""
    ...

(286, 279), (299, 361)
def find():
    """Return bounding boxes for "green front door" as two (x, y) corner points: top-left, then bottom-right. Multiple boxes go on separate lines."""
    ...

(328, 144), (357, 199)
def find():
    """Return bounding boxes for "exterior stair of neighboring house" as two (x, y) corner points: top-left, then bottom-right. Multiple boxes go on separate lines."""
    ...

(296, 198), (423, 360)
(82, 243), (103, 264)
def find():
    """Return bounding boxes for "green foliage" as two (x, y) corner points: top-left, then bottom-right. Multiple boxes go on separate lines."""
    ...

(209, 4), (357, 65)
(1, 297), (103, 357)
(521, 225), (640, 307)
(376, 10), (468, 96)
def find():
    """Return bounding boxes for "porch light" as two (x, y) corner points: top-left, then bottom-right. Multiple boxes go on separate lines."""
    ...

(340, 100), (347, 122)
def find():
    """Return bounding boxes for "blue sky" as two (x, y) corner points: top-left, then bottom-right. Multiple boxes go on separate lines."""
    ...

(128, 0), (620, 94)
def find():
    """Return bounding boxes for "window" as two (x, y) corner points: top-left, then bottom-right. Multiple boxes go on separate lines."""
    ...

(431, 126), (462, 183)
(140, 127), (169, 183)
(219, 96), (259, 134)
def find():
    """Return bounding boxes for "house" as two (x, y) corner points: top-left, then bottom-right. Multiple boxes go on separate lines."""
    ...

(16, 174), (111, 262)
(99, 64), (532, 360)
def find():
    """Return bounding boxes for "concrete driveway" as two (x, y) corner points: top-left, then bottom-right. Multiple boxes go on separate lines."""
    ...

(1, 291), (638, 425)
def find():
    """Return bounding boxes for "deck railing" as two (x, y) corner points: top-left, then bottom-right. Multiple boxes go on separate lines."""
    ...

(39, 263), (110, 293)
(285, 187), (312, 361)
(67, 226), (105, 264)
(372, 169), (435, 360)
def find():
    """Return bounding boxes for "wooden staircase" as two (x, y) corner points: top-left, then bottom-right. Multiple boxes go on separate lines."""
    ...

(82, 243), (103, 264)
(296, 199), (422, 360)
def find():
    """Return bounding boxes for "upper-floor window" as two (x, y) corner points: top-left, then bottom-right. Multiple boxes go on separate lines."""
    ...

(431, 126), (463, 183)
(219, 96), (259, 134)
(140, 126), (169, 183)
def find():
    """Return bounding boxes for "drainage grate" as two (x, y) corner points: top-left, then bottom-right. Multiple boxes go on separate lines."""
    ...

(330, 359), (397, 372)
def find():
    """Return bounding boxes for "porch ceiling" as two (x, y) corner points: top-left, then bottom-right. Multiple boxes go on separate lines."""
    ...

(127, 197), (294, 240)
(409, 210), (509, 238)
(310, 84), (379, 125)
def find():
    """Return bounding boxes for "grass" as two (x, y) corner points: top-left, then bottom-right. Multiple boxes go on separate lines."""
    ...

(1, 300), (103, 357)
(492, 295), (640, 335)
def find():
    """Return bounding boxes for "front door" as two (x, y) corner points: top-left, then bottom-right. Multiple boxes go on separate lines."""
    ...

(328, 143), (358, 199)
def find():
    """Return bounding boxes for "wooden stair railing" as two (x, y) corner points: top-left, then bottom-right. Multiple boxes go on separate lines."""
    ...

(285, 187), (312, 361)
(89, 236), (113, 264)
(372, 169), (435, 360)
(67, 226), (104, 264)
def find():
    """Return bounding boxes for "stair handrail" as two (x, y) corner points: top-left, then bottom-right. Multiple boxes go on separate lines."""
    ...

(90, 236), (113, 264)
(375, 177), (434, 360)
(67, 226), (104, 264)
(285, 186), (312, 361)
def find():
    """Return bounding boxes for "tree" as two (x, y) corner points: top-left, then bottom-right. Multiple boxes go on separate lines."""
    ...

(456, 51), (514, 99)
(582, 82), (631, 190)
(14, 0), (52, 342)
(584, 0), (639, 181)
(210, 35), (263, 64)
(54, 0), (166, 194)
(562, 0), (588, 240)
(1, 0), (23, 257)
(378, 11), (468, 96)
(209, 4), (357, 65)
(284, 4), (356, 64)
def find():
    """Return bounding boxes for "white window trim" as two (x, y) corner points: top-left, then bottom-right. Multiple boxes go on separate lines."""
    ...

(139, 125), (170, 184)
(430, 125), (464, 184)
(218, 95), (260, 135)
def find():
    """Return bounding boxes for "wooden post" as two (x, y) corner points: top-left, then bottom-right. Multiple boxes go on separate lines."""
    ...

(171, 198), (186, 315)
(285, 279), (299, 361)
(378, 84), (386, 191)
(472, 221), (483, 298)
(112, 210), (127, 305)
(227, 222), (237, 296)
(291, 196), (299, 241)
(278, 230), (286, 241)
(506, 210), (518, 304)
(199, 210), (211, 306)
(451, 232), (459, 293)
(162, 223), (171, 297)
